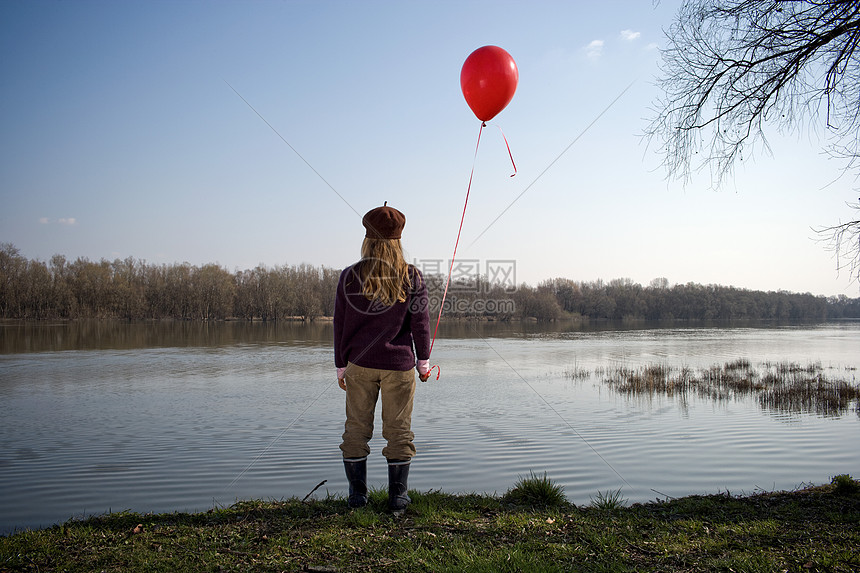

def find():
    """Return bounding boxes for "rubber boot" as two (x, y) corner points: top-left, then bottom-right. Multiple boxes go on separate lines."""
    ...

(343, 457), (367, 508)
(387, 459), (411, 515)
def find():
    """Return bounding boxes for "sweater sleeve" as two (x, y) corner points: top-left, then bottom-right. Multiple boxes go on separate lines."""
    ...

(410, 267), (432, 361)
(333, 268), (347, 368)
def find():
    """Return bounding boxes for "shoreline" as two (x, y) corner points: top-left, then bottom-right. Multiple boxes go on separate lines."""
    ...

(2, 476), (858, 572)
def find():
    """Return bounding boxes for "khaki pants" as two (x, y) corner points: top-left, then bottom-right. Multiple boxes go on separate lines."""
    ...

(340, 362), (417, 461)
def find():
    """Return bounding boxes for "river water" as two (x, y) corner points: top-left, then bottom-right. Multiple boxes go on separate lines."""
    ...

(1, 320), (858, 534)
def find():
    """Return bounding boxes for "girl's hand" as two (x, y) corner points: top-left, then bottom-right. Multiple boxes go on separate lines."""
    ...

(417, 359), (431, 381)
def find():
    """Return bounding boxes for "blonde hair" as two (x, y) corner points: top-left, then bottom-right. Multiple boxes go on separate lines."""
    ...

(358, 238), (413, 306)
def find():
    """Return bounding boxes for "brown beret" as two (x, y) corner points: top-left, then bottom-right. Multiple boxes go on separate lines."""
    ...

(362, 202), (406, 239)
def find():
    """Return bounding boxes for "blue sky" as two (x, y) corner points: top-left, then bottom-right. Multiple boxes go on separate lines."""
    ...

(2, 0), (857, 297)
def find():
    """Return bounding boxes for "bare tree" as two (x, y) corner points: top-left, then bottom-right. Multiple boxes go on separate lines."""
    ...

(646, 0), (860, 283)
(816, 201), (860, 280)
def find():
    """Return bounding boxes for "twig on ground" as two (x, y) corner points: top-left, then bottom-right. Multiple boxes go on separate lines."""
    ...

(303, 480), (328, 503)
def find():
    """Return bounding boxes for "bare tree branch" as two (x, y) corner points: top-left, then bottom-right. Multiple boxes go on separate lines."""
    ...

(814, 202), (860, 282)
(646, 0), (860, 284)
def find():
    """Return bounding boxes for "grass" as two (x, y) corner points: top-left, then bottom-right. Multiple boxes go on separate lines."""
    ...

(2, 475), (858, 572)
(570, 359), (860, 417)
(503, 472), (567, 508)
(590, 488), (627, 511)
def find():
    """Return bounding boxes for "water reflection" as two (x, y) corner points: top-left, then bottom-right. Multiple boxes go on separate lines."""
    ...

(0, 319), (335, 353)
(2, 317), (846, 354)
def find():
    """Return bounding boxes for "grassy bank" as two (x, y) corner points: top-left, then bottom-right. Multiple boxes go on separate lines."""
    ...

(2, 475), (858, 572)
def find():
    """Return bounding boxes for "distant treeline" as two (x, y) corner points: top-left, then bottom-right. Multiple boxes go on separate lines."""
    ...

(2, 243), (859, 321)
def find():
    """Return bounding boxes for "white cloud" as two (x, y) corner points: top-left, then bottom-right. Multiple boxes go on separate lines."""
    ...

(584, 39), (604, 60)
(38, 217), (78, 225)
(645, 42), (659, 51)
(620, 29), (641, 42)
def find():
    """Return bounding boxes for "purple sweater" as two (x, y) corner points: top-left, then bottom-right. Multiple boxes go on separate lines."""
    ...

(333, 263), (431, 372)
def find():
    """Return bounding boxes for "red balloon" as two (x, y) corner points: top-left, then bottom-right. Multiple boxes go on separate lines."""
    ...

(460, 45), (518, 122)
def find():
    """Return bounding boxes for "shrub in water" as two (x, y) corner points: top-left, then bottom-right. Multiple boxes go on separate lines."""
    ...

(503, 472), (567, 508)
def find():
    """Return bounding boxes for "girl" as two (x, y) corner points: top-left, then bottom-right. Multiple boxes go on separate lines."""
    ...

(334, 203), (431, 513)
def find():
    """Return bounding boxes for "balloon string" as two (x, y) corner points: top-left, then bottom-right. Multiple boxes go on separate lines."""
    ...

(427, 121), (485, 371)
(491, 123), (517, 177)
(428, 364), (441, 380)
